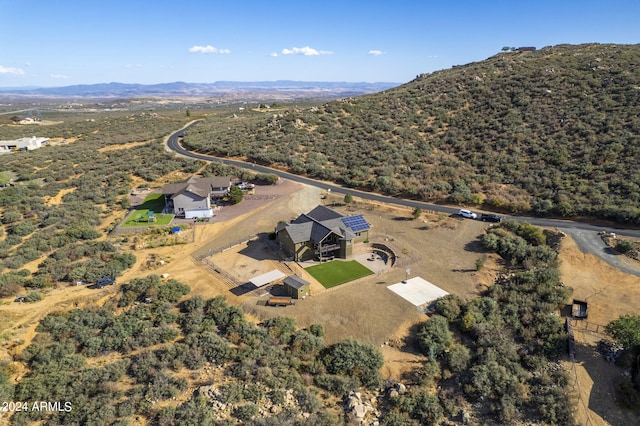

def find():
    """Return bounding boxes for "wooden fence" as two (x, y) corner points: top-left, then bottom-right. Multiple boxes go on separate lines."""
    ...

(569, 319), (607, 334)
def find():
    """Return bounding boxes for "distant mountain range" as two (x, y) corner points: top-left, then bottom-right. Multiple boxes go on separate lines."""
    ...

(0, 81), (400, 100)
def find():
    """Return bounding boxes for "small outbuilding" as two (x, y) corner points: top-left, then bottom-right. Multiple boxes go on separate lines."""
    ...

(572, 299), (588, 319)
(283, 275), (310, 299)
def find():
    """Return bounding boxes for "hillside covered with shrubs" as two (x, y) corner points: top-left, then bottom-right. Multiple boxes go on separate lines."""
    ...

(183, 43), (640, 225)
(0, 111), (263, 299)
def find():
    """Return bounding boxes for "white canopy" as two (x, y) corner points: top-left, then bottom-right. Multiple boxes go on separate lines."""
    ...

(249, 270), (286, 287)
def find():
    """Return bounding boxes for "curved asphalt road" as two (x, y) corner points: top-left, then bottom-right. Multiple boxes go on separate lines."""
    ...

(166, 121), (640, 276)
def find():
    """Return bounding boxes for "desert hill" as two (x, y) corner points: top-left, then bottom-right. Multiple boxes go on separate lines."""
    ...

(184, 43), (640, 225)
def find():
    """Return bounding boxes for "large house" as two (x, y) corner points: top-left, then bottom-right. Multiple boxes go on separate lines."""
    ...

(162, 176), (231, 219)
(276, 205), (371, 262)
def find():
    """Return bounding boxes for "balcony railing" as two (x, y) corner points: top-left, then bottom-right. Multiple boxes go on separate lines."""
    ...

(317, 243), (340, 254)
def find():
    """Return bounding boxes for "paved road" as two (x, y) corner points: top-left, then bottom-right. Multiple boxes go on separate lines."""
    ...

(561, 228), (640, 277)
(166, 122), (640, 274)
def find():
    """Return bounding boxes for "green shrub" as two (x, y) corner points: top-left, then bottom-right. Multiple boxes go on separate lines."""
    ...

(308, 323), (325, 337)
(475, 257), (484, 271)
(391, 390), (444, 425)
(416, 315), (452, 359)
(445, 344), (471, 373)
(314, 374), (359, 396)
(228, 185), (243, 204)
(254, 173), (279, 185)
(322, 339), (383, 388)
(412, 207), (422, 219)
(233, 403), (259, 422)
(24, 291), (43, 303)
(615, 239), (635, 255)
(605, 314), (640, 349)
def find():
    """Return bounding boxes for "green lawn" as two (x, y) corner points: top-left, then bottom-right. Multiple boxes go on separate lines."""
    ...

(305, 260), (374, 289)
(122, 193), (174, 227)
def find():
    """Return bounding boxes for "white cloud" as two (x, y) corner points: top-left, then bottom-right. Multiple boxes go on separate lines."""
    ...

(189, 45), (231, 54)
(281, 46), (333, 56)
(50, 73), (70, 79)
(368, 50), (384, 56)
(0, 65), (24, 75)
(270, 52), (279, 57)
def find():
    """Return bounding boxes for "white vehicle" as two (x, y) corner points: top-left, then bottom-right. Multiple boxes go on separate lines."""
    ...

(237, 182), (255, 191)
(458, 209), (477, 219)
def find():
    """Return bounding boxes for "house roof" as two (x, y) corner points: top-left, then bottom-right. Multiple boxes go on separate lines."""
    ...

(279, 205), (370, 244)
(283, 275), (309, 289)
(162, 176), (230, 199)
(285, 221), (315, 244)
(306, 205), (345, 222)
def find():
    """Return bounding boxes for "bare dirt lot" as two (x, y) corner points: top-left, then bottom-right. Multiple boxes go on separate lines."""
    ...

(2, 179), (639, 424)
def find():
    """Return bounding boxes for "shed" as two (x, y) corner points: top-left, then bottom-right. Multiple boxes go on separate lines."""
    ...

(283, 275), (310, 299)
(572, 299), (588, 319)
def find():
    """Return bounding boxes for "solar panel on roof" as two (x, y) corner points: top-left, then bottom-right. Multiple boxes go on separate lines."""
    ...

(341, 215), (370, 232)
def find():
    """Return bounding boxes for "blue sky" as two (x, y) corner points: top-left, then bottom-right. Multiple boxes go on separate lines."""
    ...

(1, 0), (639, 87)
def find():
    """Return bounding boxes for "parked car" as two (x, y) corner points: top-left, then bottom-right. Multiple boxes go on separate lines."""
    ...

(96, 277), (116, 288)
(481, 213), (503, 223)
(236, 182), (255, 191)
(458, 209), (477, 219)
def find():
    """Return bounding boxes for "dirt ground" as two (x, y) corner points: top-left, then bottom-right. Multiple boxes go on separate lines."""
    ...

(559, 236), (640, 425)
(2, 179), (640, 425)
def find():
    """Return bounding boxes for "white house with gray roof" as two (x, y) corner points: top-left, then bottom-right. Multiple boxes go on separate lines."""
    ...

(275, 205), (371, 262)
(0, 136), (49, 154)
(162, 176), (231, 219)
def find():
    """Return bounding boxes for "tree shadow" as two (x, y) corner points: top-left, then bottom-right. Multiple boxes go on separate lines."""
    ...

(400, 322), (427, 356)
(603, 246), (620, 255)
(137, 195), (165, 213)
(268, 284), (288, 297)
(464, 235), (491, 253)
(392, 216), (413, 221)
(451, 268), (477, 273)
